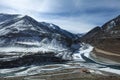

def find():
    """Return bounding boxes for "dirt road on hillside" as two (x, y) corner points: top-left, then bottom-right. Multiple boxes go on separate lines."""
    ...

(94, 48), (120, 57)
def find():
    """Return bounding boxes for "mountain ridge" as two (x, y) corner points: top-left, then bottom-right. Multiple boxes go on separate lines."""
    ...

(81, 15), (120, 63)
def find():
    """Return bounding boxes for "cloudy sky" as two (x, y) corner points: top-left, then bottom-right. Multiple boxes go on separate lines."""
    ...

(0, 0), (120, 33)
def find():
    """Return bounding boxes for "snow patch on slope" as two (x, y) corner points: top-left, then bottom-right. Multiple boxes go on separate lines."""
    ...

(107, 21), (116, 31)
(99, 68), (120, 75)
(72, 43), (93, 61)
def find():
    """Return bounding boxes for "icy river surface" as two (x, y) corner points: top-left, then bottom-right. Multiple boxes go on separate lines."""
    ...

(0, 44), (120, 77)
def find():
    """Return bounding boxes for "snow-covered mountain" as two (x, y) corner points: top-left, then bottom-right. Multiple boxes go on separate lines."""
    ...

(0, 13), (78, 68)
(0, 13), (77, 47)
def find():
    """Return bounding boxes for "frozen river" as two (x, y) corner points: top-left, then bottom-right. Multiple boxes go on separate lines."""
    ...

(0, 44), (120, 77)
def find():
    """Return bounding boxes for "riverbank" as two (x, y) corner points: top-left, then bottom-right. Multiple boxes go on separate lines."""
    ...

(0, 66), (120, 80)
(91, 48), (120, 64)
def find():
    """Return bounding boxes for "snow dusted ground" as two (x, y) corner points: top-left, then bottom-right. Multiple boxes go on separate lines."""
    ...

(0, 47), (59, 53)
(0, 43), (120, 77)
(0, 41), (67, 54)
(99, 68), (120, 75)
(0, 64), (71, 77)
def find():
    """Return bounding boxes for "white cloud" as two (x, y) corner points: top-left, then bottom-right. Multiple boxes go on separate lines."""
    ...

(0, 0), (120, 14)
(0, 0), (120, 33)
(0, 0), (42, 11)
(0, 0), (82, 13)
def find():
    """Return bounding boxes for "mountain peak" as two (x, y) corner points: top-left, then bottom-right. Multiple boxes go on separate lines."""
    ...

(22, 15), (32, 19)
(21, 15), (36, 22)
